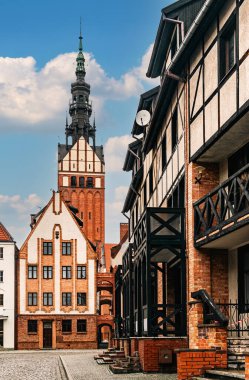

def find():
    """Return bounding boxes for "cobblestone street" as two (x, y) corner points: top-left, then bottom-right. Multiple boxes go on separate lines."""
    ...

(0, 350), (177, 380)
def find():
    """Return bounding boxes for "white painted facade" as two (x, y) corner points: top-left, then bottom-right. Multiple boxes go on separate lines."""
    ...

(0, 240), (16, 348)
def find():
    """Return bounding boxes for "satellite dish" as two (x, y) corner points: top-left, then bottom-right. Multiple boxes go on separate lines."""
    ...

(135, 110), (151, 127)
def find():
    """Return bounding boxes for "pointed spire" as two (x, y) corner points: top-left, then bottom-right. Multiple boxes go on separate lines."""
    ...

(65, 111), (68, 128)
(76, 17), (86, 80)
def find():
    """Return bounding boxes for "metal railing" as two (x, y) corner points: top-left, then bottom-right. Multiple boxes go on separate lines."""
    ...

(217, 302), (249, 337)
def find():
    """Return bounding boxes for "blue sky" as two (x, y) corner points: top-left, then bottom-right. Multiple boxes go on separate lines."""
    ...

(0, 0), (172, 245)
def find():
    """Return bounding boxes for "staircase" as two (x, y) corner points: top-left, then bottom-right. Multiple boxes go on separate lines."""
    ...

(227, 337), (249, 370)
(192, 369), (245, 379)
(94, 347), (141, 374)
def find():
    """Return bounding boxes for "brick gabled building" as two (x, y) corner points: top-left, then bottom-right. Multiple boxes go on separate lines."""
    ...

(17, 191), (98, 349)
(17, 31), (114, 350)
(114, 0), (249, 377)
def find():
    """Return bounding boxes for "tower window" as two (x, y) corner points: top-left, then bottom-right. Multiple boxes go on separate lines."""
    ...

(86, 177), (94, 188)
(79, 177), (85, 188)
(71, 176), (77, 187)
(89, 212), (91, 220)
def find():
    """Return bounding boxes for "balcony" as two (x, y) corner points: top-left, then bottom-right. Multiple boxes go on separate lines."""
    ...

(194, 163), (249, 248)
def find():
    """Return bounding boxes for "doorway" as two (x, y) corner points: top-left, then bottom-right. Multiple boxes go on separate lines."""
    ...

(43, 321), (52, 349)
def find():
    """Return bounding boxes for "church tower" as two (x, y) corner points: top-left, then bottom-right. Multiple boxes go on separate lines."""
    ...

(58, 30), (105, 247)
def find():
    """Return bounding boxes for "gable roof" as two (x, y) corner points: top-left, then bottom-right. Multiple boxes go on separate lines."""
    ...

(0, 222), (14, 242)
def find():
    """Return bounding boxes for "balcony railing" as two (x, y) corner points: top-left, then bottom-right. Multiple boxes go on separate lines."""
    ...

(217, 302), (249, 337)
(194, 163), (249, 246)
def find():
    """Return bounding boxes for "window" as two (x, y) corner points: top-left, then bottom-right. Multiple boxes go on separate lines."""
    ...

(77, 319), (87, 333)
(28, 320), (37, 333)
(171, 108), (178, 152)
(79, 177), (85, 188)
(161, 134), (167, 171)
(149, 167), (153, 196)
(62, 242), (71, 255)
(28, 292), (37, 306)
(219, 19), (236, 81)
(0, 294), (3, 306)
(62, 292), (71, 306)
(0, 248), (3, 259)
(62, 319), (72, 333)
(62, 266), (71, 279)
(86, 177), (93, 188)
(43, 293), (53, 306)
(81, 212), (83, 219)
(89, 212), (91, 220)
(43, 266), (53, 279)
(71, 176), (77, 187)
(77, 293), (86, 306)
(43, 242), (52, 255)
(77, 266), (86, 279)
(28, 265), (37, 279)
(0, 271), (3, 282)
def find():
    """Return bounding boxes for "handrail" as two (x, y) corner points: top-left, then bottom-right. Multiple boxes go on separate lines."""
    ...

(191, 289), (228, 327)
(194, 162), (249, 206)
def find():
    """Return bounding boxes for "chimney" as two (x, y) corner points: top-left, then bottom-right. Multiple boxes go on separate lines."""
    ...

(120, 223), (128, 242)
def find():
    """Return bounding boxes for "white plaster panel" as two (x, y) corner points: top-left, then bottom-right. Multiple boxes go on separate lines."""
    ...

(62, 154), (69, 171)
(54, 192), (60, 213)
(88, 260), (96, 314)
(205, 95), (219, 142)
(54, 225), (60, 313)
(95, 162), (101, 172)
(62, 176), (69, 187)
(178, 138), (184, 171)
(95, 178), (101, 188)
(172, 150), (178, 183)
(167, 159), (173, 190)
(190, 112), (204, 157)
(239, 1), (249, 59)
(166, 125), (172, 161)
(220, 73), (236, 127)
(219, 0), (236, 30)
(20, 259), (26, 314)
(204, 44), (218, 100)
(204, 20), (217, 52)
(162, 171), (167, 200)
(239, 58), (249, 107)
(190, 42), (202, 74)
(79, 161), (85, 172)
(190, 66), (203, 116)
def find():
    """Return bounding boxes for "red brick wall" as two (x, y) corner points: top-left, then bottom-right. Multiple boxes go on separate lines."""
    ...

(120, 223), (128, 241)
(17, 315), (97, 350)
(245, 355), (249, 380)
(177, 349), (227, 380)
(137, 338), (188, 372)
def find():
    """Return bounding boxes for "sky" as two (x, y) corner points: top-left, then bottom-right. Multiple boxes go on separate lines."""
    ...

(0, 0), (172, 246)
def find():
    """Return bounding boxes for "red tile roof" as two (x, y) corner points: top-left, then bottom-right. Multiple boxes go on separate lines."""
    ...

(0, 223), (13, 242)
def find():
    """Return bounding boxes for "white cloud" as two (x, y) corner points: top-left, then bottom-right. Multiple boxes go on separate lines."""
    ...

(104, 134), (134, 172)
(0, 44), (158, 130)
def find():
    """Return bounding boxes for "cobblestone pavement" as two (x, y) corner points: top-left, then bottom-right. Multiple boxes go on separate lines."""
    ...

(0, 350), (177, 380)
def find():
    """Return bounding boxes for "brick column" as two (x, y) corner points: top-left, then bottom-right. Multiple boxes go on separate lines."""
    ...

(245, 354), (249, 380)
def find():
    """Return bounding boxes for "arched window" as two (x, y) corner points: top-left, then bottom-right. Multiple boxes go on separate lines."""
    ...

(86, 177), (94, 188)
(71, 176), (77, 187)
(79, 177), (85, 188)
(79, 95), (84, 102)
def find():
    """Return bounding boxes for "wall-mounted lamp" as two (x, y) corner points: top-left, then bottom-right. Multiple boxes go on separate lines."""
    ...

(195, 166), (206, 185)
(55, 231), (59, 239)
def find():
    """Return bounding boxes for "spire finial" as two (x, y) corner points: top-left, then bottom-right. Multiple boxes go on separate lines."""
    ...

(76, 17), (86, 80)
(79, 17), (83, 52)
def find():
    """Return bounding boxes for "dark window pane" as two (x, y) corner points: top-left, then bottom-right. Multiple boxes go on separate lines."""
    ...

(62, 242), (71, 255)
(62, 320), (72, 333)
(86, 177), (93, 188)
(77, 293), (86, 306)
(77, 320), (87, 333)
(28, 320), (37, 333)
(43, 242), (52, 255)
(71, 176), (76, 187)
(79, 177), (85, 188)
(172, 108), (178, 152)
(77, 266), (86, 279)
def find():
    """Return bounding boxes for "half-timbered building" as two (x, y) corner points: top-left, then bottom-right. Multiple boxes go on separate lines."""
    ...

(114, 0), (249, 377)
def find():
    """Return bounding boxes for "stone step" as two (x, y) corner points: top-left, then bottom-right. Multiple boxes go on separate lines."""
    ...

(205, 369), (245, 379)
